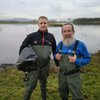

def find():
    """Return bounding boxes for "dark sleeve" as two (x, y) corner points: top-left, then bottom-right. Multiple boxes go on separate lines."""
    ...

(52, 35), (59, 66)
(19, 35), (31, 55)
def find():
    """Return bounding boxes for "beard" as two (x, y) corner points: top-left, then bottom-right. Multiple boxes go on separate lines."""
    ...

(62, 35), (75, 46)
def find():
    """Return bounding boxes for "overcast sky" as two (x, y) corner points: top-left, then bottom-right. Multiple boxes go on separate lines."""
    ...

(0, 0), (100, 19)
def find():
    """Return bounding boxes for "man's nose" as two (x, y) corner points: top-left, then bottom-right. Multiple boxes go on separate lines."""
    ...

(41, 24), (45, 26)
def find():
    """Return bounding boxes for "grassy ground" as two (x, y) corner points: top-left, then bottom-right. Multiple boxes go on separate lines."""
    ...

(0, 52), (100, 100)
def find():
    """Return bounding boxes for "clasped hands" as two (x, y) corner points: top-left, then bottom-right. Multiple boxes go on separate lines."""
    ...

(54, 53), (77, 72)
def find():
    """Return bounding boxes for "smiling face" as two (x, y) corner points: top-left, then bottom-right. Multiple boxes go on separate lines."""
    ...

(62, 24), (75, 46)
(62, 24), (74, 39)
(38, 18), (49, 32)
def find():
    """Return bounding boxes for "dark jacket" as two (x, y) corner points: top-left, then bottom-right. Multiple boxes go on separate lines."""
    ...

(19, 30), (59, 66)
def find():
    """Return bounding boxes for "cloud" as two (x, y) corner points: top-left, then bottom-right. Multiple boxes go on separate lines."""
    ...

(75, 0), (100, 7)
(0, 0), (100, 19)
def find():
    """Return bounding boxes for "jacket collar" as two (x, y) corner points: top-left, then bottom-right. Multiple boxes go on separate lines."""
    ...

(38, 29), (48, 35)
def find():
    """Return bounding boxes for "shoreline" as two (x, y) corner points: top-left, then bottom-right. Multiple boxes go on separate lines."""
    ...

(0, 50), (100, 70)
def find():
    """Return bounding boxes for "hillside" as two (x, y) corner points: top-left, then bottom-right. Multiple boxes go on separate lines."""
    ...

(73, 18), (100, 25)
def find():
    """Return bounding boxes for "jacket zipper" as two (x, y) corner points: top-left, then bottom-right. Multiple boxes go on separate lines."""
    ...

(42, 32), (45, 47)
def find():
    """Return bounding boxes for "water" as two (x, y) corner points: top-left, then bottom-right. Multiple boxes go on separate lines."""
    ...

(0, 24), (100, 64)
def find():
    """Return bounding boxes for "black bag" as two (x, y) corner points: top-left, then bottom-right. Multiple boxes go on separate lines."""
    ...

(16, 45), (38, 72)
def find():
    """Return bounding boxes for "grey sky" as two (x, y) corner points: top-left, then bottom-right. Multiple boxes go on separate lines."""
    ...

(0, 0), (100, 19)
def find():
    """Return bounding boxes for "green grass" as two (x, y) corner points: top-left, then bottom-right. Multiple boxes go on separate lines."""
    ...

(0, 52), (100, 100)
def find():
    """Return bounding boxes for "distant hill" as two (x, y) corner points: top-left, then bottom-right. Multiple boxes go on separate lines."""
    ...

(1, 17), (100, 25)
(0, 18), (65, 26)
(0, 18), (37, 24)
(73, 18), (100, 25)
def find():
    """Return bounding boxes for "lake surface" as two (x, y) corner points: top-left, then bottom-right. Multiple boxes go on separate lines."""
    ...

(0, 24), (100, 64)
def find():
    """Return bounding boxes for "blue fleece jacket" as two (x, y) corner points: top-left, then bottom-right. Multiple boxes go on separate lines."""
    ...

(55, 40), (91, 67)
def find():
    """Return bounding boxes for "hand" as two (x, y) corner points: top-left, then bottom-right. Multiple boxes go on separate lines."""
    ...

(68, 55), (77, 63)
(55, 53), (62, 61)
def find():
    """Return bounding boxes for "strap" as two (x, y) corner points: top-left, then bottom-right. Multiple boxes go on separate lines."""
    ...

(59, 40), (79, 54)
(72, 40), (79, 54)
(60, 41), (63, 50)
(58, 41), (63, 54)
